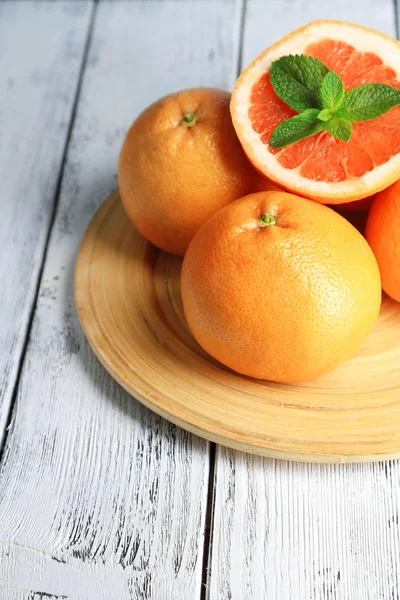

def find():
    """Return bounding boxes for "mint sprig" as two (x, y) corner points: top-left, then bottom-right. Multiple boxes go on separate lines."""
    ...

(269, 54), (400, 148)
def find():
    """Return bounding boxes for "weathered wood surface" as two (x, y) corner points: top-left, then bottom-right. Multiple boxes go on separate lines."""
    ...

(2, 1), (400, 599)
(397, 0), (400, 40)
(208, 2), (400, 599)
(0, 0), (93, 445)
(0, 1), (243, 598)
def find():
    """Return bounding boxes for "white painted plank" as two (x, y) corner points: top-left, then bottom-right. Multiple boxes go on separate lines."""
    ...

(210, 452), (400, 600)
(0, 1), (93, 444)
(241, 0), (397, 69)
(0, 1), (243, 599)
(209, 2), (400, 600)
(397, 0), (400, 39)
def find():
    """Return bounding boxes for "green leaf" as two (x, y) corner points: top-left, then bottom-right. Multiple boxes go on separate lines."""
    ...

(270, 55), (328, 113)
(339, 83), (400, 122)
(325, 117), (352, 142)
(269, 108), (324, 148)
(319, 71), (345, 111)
(317, 108), (333, 122)
(268, 53), (400, 149)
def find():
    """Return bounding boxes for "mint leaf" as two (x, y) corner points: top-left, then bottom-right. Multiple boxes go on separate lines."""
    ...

(269, 53), (400, 148)
(319, 71), (345, 111)
(325, 117), (352, 142)
(339, 84), (400, 122)
(269, 109), (323, 148)
(276, 55), (329, 96)
(318, 108), (333, 122)
(270, 55), (328, 113)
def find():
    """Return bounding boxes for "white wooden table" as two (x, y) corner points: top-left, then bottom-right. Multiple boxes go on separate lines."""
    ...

(1, 1), (400, 599)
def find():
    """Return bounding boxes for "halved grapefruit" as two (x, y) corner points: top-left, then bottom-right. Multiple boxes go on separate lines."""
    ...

(231, 21), (400, 204)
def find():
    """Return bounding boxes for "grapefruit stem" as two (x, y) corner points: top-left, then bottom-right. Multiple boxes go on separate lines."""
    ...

(181, 112), (197, 127)
(258, 212), (276, 227)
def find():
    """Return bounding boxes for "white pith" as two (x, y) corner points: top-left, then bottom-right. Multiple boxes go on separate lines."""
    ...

(232, 21), (400, 200)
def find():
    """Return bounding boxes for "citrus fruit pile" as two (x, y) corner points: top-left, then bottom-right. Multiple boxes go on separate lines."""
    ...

(118, 21), (400, 383)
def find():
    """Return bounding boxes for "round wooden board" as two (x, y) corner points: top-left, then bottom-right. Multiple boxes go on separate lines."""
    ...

(75, 190), (400, 463)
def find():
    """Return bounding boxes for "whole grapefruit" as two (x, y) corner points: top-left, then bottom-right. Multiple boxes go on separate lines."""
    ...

(366, 180), (400, 302)
(119, 88), (261, 255)
(181, 191), (381, 383)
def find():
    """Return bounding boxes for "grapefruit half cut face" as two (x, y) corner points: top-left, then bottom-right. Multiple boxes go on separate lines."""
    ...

(231, 21), (400, 203)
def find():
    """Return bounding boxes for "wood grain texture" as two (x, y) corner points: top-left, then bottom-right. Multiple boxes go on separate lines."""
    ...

(0, 0), (92, 446)
(210, 451), (400, 600)
(397, 0), (400, 40)
(0, 1), (243, 598)
(209, 1), (400, 598)
(76, 191), (400, 463)
(240, 0), (397, 69)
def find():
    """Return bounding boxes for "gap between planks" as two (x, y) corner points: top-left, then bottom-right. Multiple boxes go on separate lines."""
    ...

(0, 2), (241, 598)
(200, 0), (248, 596)
(0, 1), (98, 463)
(207, 2), (400, 599)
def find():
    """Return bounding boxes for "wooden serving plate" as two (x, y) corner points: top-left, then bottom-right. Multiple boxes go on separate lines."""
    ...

(75, 190), (400, 463)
